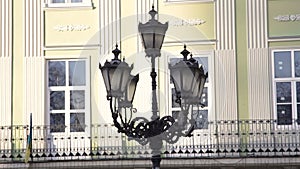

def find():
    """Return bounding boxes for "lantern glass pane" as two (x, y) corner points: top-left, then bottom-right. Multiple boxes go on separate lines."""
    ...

(109, 68), (121, 92)
(192, 76), (201, 98)
(142, 33), (154, 49)
(181, 68), (194, 94)
(126, 75), (139, 102)
(101, 68), (111, 93)
(170, 69), (182, 93)
(119, 67), (131, 93)
(191, 69), (201, 97)
(198, 75), (206, 99)
(154, 34), (164, 49)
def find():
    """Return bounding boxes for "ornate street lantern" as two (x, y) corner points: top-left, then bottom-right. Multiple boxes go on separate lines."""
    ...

(99, 44), (137, 101)
(99, 6), (208, 169)
(169, 45), (208, 104)
(138, 6), (168, 58)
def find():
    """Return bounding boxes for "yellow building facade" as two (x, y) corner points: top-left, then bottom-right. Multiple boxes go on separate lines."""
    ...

(1, 0), (300, 168)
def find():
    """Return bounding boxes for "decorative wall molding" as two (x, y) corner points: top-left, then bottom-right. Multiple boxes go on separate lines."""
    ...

(164, 0), (214, 4)
(163, 39), (216, 46)
(268, 35), (300, 42)
(274, 14), (300, 22)
(43, 44), (101, 50)
(54, 24), (91, 32)
(169, 19), (206, 27)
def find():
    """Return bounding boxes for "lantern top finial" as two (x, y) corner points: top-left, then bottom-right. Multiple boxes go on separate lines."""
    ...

(180, 44), (190, 61)
(112, 44), (121, 60)
(149, 5), (157, 20)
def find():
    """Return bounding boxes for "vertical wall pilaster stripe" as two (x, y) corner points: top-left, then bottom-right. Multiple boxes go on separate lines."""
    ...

(215, 50), (238, 120)
(263, 0), (268, 48)
(0, 0), (12, 126)
(247, 48), (270, 119)
(216, 0), (235, 51)
(247, 0), (267, 49)
(24, 0), (44, 125)
(247, 0), (270, 119)
(215, 0), (237, 120)
(99, 0), (120, 55)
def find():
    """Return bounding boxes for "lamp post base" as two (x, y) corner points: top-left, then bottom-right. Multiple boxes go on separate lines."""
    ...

(151, 155), (161, 169)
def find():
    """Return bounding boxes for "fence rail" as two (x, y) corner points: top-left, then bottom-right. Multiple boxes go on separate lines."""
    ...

(1, 119), (300, 163)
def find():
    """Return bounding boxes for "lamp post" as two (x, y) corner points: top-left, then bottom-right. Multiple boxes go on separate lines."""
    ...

(99, 6), (207, 169)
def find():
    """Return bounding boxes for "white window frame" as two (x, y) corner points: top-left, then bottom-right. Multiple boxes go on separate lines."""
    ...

(168, 51), (214, 131)
(46, 58), (91, 137)
(44, 0), (92, 8)
(272, 49), (300, 127)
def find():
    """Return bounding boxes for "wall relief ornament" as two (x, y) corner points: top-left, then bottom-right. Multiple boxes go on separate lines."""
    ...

(274, 14), (300, 22)
(169, 19), (206, 27)
(54, 24), (91, 32)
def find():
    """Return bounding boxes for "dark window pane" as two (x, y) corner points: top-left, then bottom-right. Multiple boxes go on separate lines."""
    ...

(70, 113), (85, 132)
(297, 82), (300, 102)
(277, 104), (292, 125)
(192, 110), (208, 129)
(52, 0), (65, 2)
(295, 51), (300, 77)
(276, 82), (291, 103)
(297, 104), (300, 125)
(274, 51), (291, 78)
(69, 61), (86, 86)
(70, 90), (85, 109)
(171, 88), (180, 108)
(196, 57), (208, 73)
(71, 0), (82, 2)
(48, 61), (66, 86)
(50, 91), (65, 110)
(50, 113), (65, 132)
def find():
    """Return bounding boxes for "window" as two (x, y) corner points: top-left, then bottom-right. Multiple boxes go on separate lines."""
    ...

(170, 55), (210, 129)
(47, 59), (89, 134)
(45, 0), (92, 8)
(272, 50), (300, 125)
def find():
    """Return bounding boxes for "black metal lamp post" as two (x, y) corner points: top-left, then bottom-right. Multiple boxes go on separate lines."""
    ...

(99, 6), (207, 169)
